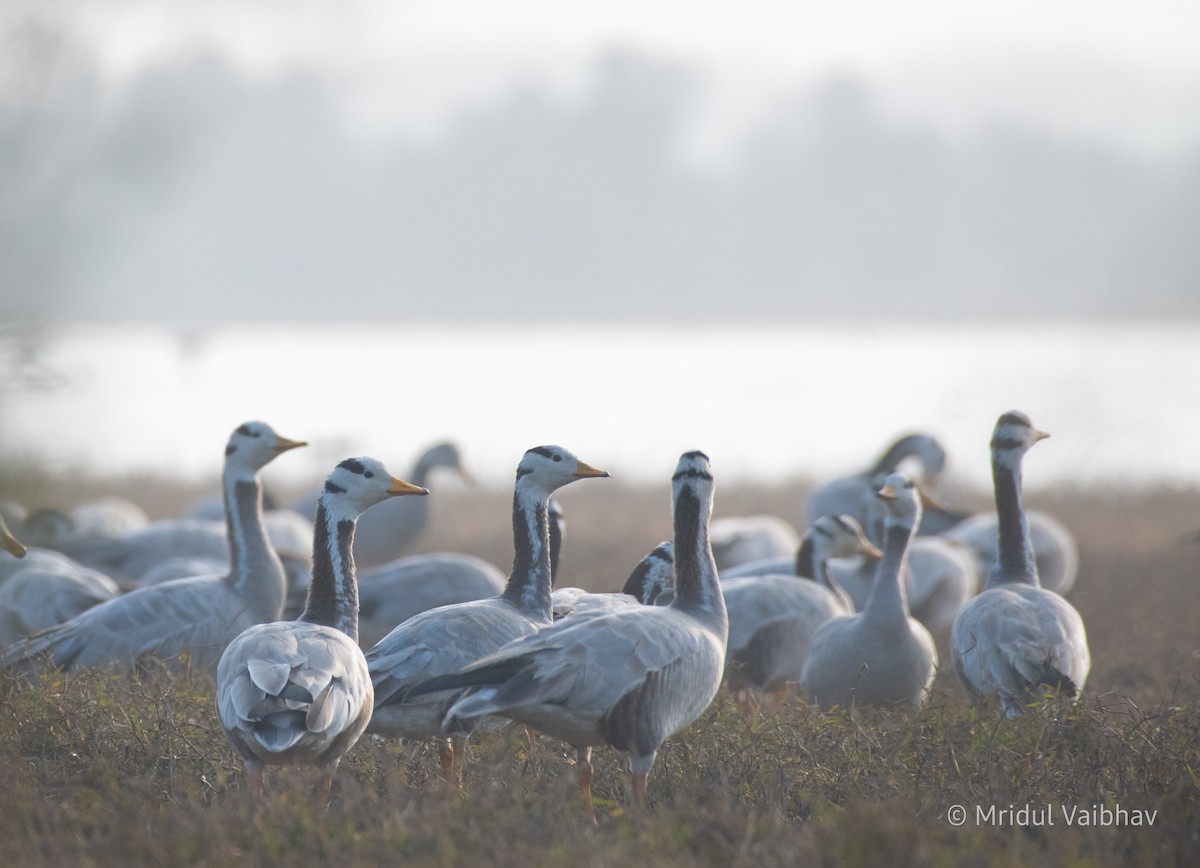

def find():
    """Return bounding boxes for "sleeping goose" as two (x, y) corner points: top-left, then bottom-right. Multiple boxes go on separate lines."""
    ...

(800, 473), (938, 709)
(721, 515), (881, 705)
(294, 441), (469, 568)
(0, 561), (121, 647)
(365, 446), (609, 775)
(950, 412), (1090, 718)
(550, 541), (675, 621)
(806, 433), (946, 527)
(1, 422), (304, 675)
(408, 451), (728, 821)
(216, 457), (427, 802)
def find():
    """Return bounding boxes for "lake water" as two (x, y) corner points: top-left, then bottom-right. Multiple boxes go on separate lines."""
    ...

(2, 321), (1197, 492)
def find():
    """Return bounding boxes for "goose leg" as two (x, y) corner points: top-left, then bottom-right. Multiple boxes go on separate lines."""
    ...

(576, 746), (596, 826)
(438, 738), (455, 778)
(630, 772), (649, 813)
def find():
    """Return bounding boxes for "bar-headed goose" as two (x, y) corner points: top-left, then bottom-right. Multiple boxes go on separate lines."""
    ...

(722, 515), (881, 704)
(1, 422), (304, 675)
(0, 562), (120, 647)
(293, 441), (469, 569)
(800, 473), (938, 709)
(407, 451), (727, 821)
(806, 433), (946, 527)
(365, 446), (609, 775)
(216, 457), (427, 802)
(550, 541), (675, 621)
(950, 412), (1090, 717)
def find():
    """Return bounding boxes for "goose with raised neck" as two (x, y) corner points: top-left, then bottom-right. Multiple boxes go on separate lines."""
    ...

(800, 472), (938, 709)
(364, 445), (609, 776)
(217, 457), (427, 802)
(951, 411), (1090, 717)
(1, 421), (305, 676)
(407, 451), (728, 822)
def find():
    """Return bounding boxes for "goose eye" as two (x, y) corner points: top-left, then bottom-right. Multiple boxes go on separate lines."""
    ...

(364, 471), (374, 479)
(553, 455), (562, 462)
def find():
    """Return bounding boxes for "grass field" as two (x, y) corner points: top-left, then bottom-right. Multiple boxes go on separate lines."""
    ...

(1, 471), (1198, 866)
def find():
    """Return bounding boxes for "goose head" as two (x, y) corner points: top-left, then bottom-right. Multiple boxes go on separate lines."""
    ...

(622, 541), (675, 604)
(515, 445), (609, 500)
(990, 410), (1050, 468)
(671, 450), (715, 521)
(225, 421), (307, 473)
(418, 441), (472, 484)
(321, 457), (429, 520)
(812, 514), (882, 561)
(876, 471), (924, 532)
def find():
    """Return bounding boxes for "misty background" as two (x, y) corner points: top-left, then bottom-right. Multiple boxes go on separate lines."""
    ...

(4, 1), (1200, 327)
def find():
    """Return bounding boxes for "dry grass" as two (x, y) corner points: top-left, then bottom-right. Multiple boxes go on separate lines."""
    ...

(0, 471), (1198, 866)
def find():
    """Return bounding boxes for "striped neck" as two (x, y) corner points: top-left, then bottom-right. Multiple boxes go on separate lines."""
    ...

(222, 466), (286, 621)
(989, 451), (1040, 588)
(862, 522), (914, 629)
(793, 534), (816, 578)
(500, 487), (553, 622)
(669, 486), (727, 636)
(301, 500), (360, 639)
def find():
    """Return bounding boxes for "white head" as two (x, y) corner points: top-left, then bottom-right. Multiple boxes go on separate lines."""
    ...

(671, 450), (715, 521)
(811, 514), (882, 561)
(622, 541), (675, 604)
(321, 456), (429, 520)
(990, 410), (1050, 469)
(224, 421), (307, 475)
(876, 471), (923, 531)
(514, 445), (609, 500)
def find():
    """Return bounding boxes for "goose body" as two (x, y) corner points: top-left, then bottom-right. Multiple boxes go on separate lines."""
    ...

(365, 446), (609, 768)
(410, 451), (728, 817)
(50, 517), (231, 585)
(709, 515), (799, 572)
(800, 473), (938, 709)
(217, 458), (428, 799)
(356, 553), (507, 649)
(950, 412), (1090, 717)
(722, 515), (880, 700)
(0, 563), (120, 647)
(1, 422), (304, 675)
(944, 509), (1078, 595)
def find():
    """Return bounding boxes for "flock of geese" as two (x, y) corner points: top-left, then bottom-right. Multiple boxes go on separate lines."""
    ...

(0, 411), (1090, 819)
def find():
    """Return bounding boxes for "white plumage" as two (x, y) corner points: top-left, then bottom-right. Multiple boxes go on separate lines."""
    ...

(217, 457), (428, 801)
(950, 411), (1090, 718)
(800, 473), (938, 709)
(408, 451), (728, 819)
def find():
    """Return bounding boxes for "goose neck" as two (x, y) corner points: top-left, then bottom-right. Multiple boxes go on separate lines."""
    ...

(223, 465), (286, 620)
(862, 522), (913, 627)
(300, 500), (360, 639)
(669, 487), (727, 637)
(989, 453), (1039, 588)
(500, 487), (553, 622)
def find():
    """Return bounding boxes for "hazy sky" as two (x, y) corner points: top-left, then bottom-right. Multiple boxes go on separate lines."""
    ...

(4, 1), (1200, 324)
